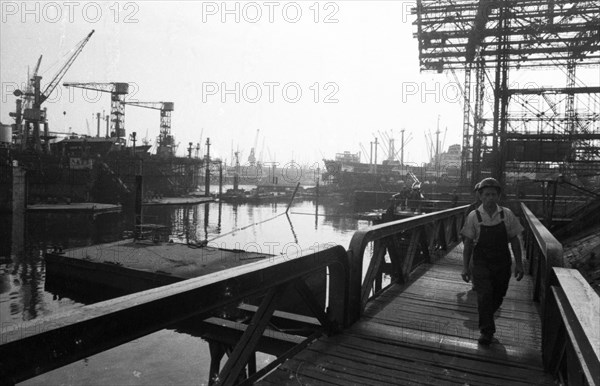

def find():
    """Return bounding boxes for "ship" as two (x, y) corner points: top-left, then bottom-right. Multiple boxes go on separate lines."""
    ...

(1, 129), (205, 208)
(322, 151), (404, 192)
(322, 145), (463, 193)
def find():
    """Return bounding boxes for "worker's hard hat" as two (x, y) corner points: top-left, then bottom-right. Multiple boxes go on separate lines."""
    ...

(478, 177), (501, 192)
(473, 182), (480, 192)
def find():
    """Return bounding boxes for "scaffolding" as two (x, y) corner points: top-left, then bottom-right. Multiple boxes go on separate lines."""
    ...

(413, 0), (600, 188)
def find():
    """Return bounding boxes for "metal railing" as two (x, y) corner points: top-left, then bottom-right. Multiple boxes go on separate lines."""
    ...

(521, 203), (599, 386)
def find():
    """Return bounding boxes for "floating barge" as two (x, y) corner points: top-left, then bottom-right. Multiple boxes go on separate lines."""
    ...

(45, 240), (270, 295)
(27, 203), (122, 214)
(142, 196), (214, 206)
(45, 238), (326, 314)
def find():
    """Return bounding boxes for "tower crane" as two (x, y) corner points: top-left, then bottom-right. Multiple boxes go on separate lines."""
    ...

(248, 129), (260, 166)
(63, 82), (129, 144)
(10, 30), (95, 152)
(257, 137), (266, 166)
(14, 55), (43, 126)
(122, 101), (175, 157)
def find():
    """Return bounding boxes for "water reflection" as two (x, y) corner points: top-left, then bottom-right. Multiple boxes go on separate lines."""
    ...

(1, 198), (370, 327)
(0, 210), (130, 324)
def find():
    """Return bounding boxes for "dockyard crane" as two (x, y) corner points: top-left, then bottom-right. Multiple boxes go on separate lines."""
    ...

(11, 30), (94, 152)
(257, 137), (266, 166)
(14, 55), (43, 126)
(63, 82), (129, 144)
(122, 101), (175, 157)
(248, 129), (260, 166)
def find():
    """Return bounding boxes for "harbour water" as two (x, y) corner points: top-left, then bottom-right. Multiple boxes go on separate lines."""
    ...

(0, 189), (373, 385)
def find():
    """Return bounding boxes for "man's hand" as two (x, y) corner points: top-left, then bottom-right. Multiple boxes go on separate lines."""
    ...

(514, 265), (524, 281)
(461, 268), (470, 283)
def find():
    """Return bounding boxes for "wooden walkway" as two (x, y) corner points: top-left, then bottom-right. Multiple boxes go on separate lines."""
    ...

(259, 244), (556, 385)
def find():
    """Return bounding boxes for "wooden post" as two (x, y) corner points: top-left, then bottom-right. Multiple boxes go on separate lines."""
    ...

(134, 175), (142, 239)
(219, 162), (223, 198)
(205, 138), (211, 197)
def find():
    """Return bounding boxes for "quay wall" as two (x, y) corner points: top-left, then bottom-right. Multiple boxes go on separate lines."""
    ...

(0, 164), (11, 212)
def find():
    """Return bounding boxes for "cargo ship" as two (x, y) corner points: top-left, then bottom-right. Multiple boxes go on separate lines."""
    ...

(322, 145), (462, 193)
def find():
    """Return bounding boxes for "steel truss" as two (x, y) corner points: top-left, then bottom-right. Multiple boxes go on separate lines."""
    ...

(413, 0), (600, 188)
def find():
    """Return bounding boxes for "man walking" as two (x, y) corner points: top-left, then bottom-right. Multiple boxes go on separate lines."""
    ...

(460, 178), (525, 345)
(464, 182), (482, 292)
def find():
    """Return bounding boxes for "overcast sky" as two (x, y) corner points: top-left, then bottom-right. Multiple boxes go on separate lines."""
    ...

(1, 1), (596, 166)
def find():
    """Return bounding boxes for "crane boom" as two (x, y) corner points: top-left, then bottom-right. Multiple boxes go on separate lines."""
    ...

(40, 30), (95, 104)
(63, 82), (129, 94)
(122, 101), (167, 111)
(12, 30), (94, 152)
(23, 55), (43, 105)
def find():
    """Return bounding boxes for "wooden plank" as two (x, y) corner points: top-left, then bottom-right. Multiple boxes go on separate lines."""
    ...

(280, 355), (420, 386)
(260, 244), (553, 385)
(552, 268), (600, 364)
(346, 322), (545, 370)
(550, 286), (600, 386)
(305, 339), (533, 385)
(274, 332), (547, 385)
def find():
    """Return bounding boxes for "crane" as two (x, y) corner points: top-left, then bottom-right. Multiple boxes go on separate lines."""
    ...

(15, 55), (43, 124)
(248, 129), (260, 166)
(63, 82), (129, 144)
(122, 101), (175, 157)
(11, 30), (94, 152)
(258, 137), (266, 166)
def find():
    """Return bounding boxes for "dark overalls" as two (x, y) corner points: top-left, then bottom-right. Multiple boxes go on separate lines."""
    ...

(472, 209), (512, 335)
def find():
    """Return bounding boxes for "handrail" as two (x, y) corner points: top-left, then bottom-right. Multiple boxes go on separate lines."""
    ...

(346, 205), (467, 325)
(520, 203), (564, 308)
(521, 203), (599, 385)
(0, 244), (348, 385)
(545, 269), (600, 386)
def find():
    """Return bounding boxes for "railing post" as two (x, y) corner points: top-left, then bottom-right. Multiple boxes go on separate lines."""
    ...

(520, 203), (564, 311)
(345, 247), (362, 327)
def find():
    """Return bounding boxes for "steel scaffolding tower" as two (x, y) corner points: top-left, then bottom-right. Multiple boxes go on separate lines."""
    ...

(413, 0), (600, 187)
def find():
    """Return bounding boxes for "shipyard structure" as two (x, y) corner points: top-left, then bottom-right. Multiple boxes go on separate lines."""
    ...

(413, 0), (599, 188)
(324, 1), (599, 198)
(0, 31), (206, 211)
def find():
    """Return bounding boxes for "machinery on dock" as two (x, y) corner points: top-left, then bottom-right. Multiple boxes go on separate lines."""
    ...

(9, 30), (95, 153)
